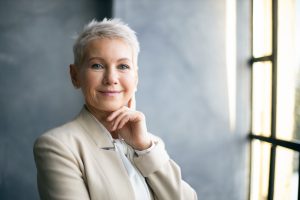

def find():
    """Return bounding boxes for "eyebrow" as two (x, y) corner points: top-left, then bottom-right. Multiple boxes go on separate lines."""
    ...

(117, 58), (131, 62)
(87, 57), (131, 62)
(87, 57), (105, 62)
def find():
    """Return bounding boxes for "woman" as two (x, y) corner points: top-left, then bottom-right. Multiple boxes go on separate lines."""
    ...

(34, 18), (197, 200)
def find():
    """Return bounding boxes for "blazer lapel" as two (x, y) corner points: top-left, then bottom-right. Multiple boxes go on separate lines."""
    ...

(76, 106), (136, 200)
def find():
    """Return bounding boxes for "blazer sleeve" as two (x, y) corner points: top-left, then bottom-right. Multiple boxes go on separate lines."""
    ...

(33, 134), (90, 200)
(133, 138), (198, 200)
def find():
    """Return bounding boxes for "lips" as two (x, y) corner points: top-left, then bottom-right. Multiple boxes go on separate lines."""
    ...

(99, 90), (122, 97)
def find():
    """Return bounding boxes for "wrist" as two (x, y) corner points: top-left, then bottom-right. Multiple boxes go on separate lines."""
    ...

(135, 140), (155, 156)
(133, 137), (152, 151)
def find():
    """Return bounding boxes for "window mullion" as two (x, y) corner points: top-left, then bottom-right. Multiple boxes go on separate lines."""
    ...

(267, 0), (278, 199)
(298, 154), (300, 200)
(249, 55), (273, 65)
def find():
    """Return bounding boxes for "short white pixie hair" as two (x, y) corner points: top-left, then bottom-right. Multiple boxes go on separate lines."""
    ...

(73, 18), (140, 66)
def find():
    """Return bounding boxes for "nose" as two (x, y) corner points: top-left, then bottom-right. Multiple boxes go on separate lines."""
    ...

(103, 68), (118, 85)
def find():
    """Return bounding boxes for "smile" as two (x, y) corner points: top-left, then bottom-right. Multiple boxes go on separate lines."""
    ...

(99, 91), (122, 97)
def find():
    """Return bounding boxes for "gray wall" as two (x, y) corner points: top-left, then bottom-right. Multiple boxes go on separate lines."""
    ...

(0, 0), (250, 200)
(114, 0), (251, 199)
(0, 0), (112, 199)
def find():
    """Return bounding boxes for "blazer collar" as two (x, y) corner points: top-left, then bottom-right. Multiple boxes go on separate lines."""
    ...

(76, 106), (115, 149)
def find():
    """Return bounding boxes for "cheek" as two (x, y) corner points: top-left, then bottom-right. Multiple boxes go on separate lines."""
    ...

(123, 75), (137, 91)
(80, 72), (101, 94)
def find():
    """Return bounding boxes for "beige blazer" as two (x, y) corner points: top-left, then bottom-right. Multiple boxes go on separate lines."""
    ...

(33, 107), (197, 200)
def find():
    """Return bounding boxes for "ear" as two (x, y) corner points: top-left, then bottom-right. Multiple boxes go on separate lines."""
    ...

(70, 64), (80, 88)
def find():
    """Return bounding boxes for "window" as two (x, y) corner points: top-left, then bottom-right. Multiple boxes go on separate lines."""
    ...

(249, 0), (300, 199)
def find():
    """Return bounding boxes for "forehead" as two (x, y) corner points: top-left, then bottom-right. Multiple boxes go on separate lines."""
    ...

(83, 38), (133, 61)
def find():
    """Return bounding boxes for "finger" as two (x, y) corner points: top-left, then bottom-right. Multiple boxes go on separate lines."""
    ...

(116, 111), (143, 130)
(112, 110), (131, 131)
(127, 98), (132, 108)
(107, 106), (128, 121)
(128, 95), (136, 110)
(116, 114), (131, 130)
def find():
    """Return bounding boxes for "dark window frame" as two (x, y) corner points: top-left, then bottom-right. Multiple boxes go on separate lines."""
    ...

(249, 0), (300, 200)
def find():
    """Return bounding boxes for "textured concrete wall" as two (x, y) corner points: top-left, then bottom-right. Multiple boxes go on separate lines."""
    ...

(0, 0), (250, 199)
(114, 0), (251, 199)
(0, 0), (111, 199)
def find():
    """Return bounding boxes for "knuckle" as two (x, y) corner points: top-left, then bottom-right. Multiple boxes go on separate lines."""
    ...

(138, 112), (145, 119)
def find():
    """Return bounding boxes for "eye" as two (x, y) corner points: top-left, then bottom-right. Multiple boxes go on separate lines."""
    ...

(118, 64), (130, 70)
(91, 63), (104, 69)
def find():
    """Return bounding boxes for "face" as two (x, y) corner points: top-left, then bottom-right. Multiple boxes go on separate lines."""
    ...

(71, 38), (138, 113)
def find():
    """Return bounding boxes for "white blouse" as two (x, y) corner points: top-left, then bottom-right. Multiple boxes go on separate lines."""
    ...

(114, 139), (152, 200)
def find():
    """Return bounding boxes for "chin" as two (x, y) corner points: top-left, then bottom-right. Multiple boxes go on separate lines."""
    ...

(97, 104), (124, 112)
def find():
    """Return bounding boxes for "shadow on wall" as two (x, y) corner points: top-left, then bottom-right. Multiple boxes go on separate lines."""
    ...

(0, 175), (39, 199)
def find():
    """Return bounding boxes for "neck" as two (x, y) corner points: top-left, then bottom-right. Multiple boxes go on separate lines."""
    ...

(84, 104), (119, 139)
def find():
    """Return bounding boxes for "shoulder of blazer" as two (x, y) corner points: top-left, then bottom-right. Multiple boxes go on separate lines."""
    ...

(35, 106), (115, 151)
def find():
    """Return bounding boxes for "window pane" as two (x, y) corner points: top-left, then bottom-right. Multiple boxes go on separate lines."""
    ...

(252, 62), (272, 136)
(250, 140), (271, 200)
(276, 0), (300, 141)
(274, 147), (299, 200)
(253, 0), (272, 57)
